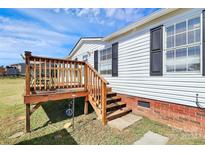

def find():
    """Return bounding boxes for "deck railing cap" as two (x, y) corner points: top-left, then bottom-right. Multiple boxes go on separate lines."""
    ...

(25, 51), (32, 57)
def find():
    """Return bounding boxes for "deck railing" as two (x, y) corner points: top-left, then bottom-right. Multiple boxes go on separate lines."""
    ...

(85, 62), (108, 125)
(25, 51), (108, 125)
(25, 51), (85, 95)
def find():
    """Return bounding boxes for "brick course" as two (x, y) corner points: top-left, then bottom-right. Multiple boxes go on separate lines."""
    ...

(118, 93), (205, 137)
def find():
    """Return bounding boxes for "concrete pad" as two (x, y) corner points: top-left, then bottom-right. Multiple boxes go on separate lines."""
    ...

(108, 113), (142, 131)
(133, 131), (169, 145)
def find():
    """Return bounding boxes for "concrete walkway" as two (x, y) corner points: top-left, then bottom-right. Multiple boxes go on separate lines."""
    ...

(133, 131), (169, 145)
(108, 113), (142, 131)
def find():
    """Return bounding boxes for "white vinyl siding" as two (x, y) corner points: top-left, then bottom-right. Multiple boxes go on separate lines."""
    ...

(71, 42), (105, 66)
(103, 9), (205, 107)
(71, 9), (205, 108)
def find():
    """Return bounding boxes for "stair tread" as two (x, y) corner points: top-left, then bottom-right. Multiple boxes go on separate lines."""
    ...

(106, 96), (121, 101)
(107, 91), (116, 95)
(96, 92), (116, 97)
(106, 96), (122, 105)
(106, 102), (126, 109)
(107, 107), (131, 120)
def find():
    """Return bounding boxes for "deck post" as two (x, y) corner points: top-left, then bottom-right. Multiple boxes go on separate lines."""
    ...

(84, 96), (89, 115)
(26, 104), (31, 133)
(25, 51), (31, 133)
(101, 82), (107, 126)
(25, 51), (31, 96)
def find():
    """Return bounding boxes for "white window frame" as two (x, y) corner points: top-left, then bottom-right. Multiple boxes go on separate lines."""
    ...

(163, 13), (203, 75)
(99, 47), (112, 76)
(83, 54), (88, 62)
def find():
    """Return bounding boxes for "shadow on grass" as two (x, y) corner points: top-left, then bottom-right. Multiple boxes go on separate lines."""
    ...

(32, 97), (94, 131)
(17, 129), (78, 145)
(41, 97), (93, 123)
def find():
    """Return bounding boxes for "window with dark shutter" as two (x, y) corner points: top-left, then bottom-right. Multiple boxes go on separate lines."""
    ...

(112, 42), (118, 77)
(150, 25), (163, 76)
(203, 10), (205, 76)
(94, 50), (98, 71)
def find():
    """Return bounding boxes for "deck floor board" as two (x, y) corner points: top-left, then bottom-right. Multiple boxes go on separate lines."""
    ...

(24, 87), (87, 104)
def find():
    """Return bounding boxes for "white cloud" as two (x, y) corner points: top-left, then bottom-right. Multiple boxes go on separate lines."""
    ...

(0, 15), (78, 65)
(77, 8), (90, 16)
(0, 8), (159, 66)
(57, 8), (158, 27)
(104, 9), (116, 17)
(53, 8), (60, 13)
(15, 8), (98, 36)
(104, 8), (151, 23)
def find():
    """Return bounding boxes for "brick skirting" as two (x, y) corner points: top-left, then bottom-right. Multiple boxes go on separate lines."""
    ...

(118, 93), (205, 137)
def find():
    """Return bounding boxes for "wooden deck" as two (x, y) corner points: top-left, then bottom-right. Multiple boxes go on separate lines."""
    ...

(24, 51), (108, 132)
(24, 51), (131, 133)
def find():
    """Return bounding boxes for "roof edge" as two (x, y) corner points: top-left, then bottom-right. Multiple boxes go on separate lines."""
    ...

(103, 8), (179, 41)
(66, 37), (103, 59)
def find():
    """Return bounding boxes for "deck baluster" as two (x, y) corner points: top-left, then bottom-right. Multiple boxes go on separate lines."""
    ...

(39, 58), (42, 90)
(34, 58), (36, 91)
(44, 59), (47, 90)
(62, 61), (64, 88)
(57, 61), (60, 88)
(54, 60), (56, 89)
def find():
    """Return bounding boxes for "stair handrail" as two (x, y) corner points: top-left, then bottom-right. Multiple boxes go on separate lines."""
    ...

(84, 62), (108, 125)
(85, 62), (108, 85)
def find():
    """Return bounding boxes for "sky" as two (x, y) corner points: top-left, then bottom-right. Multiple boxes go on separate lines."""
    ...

(0, 8), (159, 66)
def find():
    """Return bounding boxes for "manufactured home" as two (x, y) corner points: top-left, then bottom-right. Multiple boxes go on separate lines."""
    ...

(11, 63), (26, 76)
(67, 8), (205, 135)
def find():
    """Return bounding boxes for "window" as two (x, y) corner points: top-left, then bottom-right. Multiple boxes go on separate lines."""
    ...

(165, 17), (201, 73)
(83, 54), (88, 62)
(99, 47), (112, 75)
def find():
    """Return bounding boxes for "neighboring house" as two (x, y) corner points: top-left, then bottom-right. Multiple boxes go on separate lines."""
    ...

(0, 66), (5, 76)
(5, 66), (19, 76)
(68, 8), (205, 135)
(11, 63), (25, 76)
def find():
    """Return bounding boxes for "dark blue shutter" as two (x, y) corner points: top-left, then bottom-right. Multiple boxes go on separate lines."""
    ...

(94, 50), (98, 71)
(150, 25), (163, 76)
(203, 10), (205, 76)
(112, 42), (118, 77)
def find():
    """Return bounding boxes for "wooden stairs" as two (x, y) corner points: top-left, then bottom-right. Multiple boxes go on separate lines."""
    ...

(105, 86), (132, 122)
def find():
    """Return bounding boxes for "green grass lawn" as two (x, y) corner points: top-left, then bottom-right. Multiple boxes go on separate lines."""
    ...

(0, 77), (205, 145)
